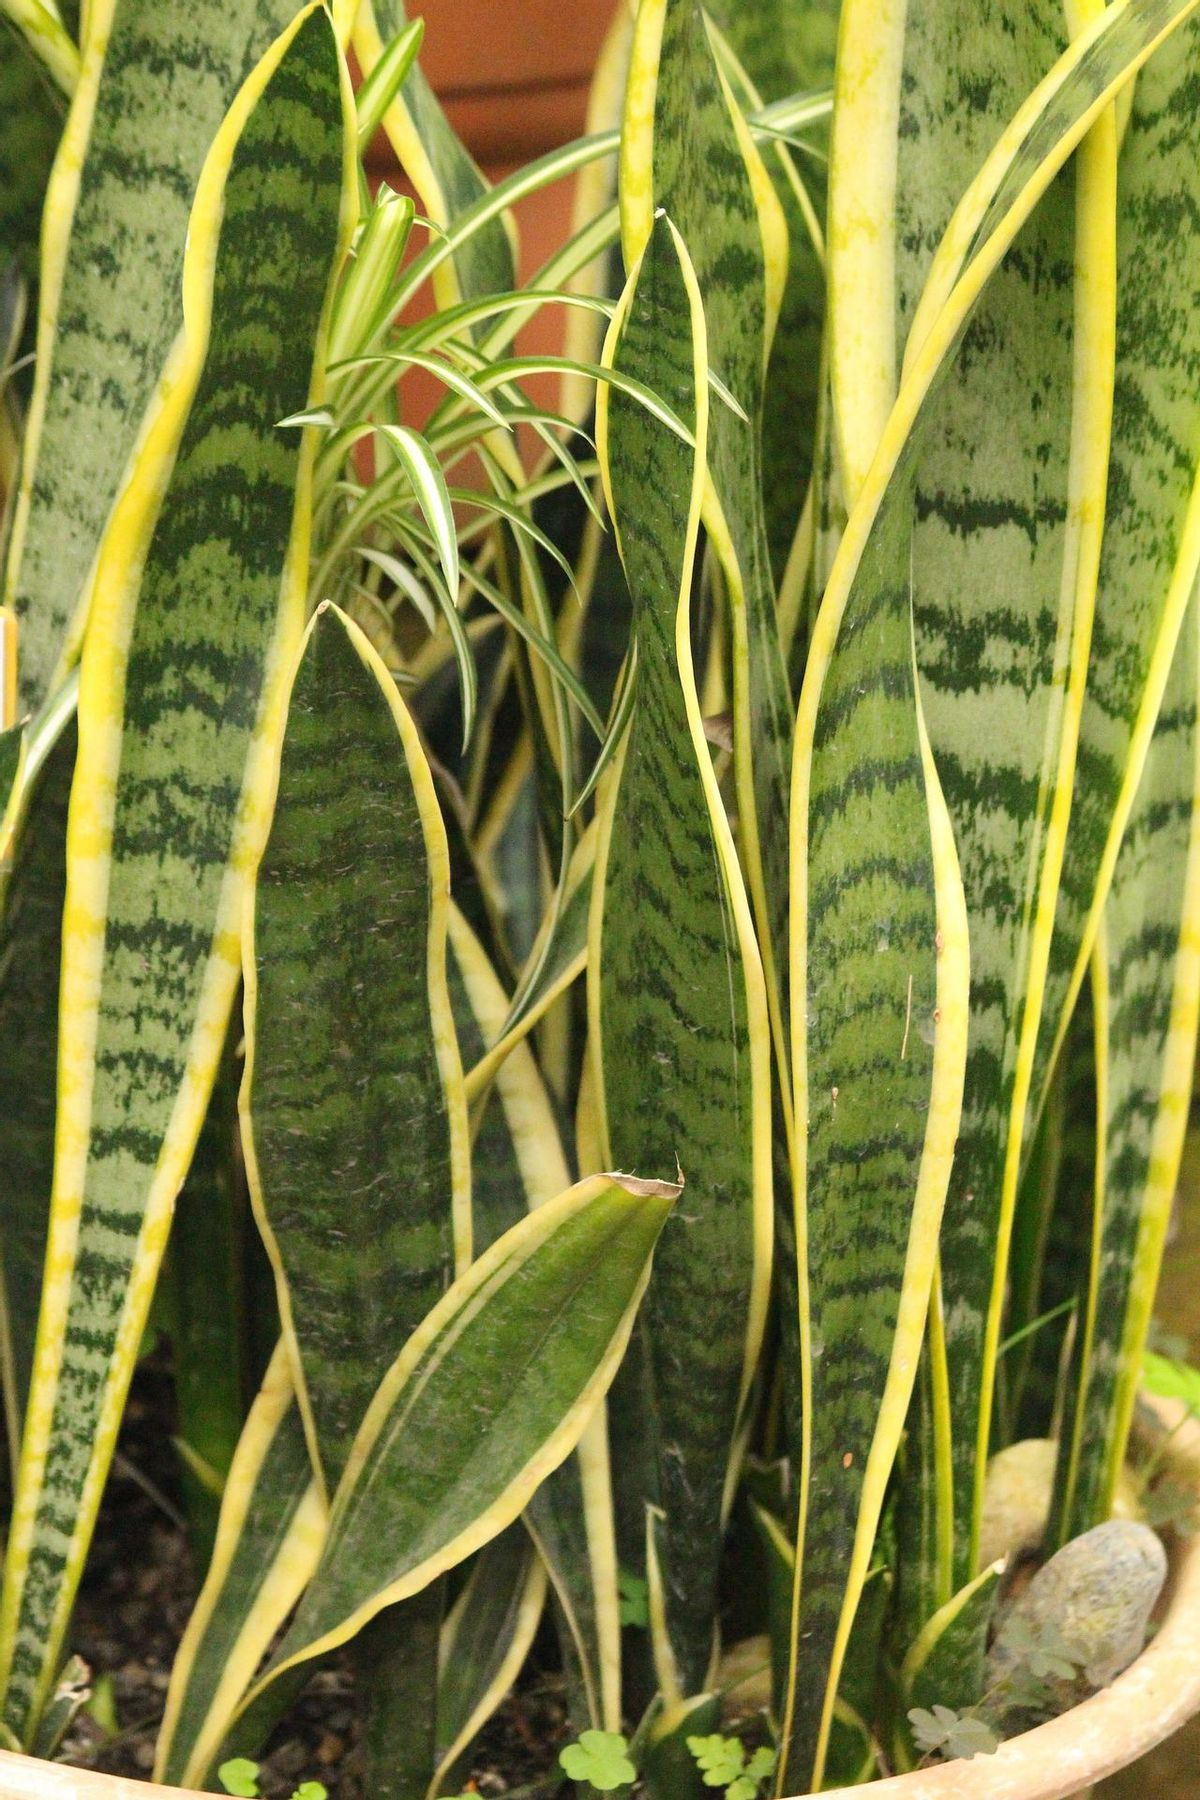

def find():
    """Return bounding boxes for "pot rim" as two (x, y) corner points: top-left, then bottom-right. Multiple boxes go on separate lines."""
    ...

(0, 1404), (1194, 1800)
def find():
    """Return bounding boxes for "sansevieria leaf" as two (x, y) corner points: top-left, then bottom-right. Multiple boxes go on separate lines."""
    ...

(622, 0), (794, 1041)
(155, 1344), (323, 1789)
(3, 0), (323, 715)
(843, 0), (1118, 1585)
(1055, 593), (1200, 1538)
(592, 212), (773, 1700)
(0, 8), (353, 1739)
(433, 1525), (548, 1796)
(1034, 13), (1200, 1130)
(242, 599), (470, 1800)
(234, 1174), (674, 1713)
(781, 216), (970, 1795)
(450, 907), (621, 1734)
(243, 601), (470, 1493)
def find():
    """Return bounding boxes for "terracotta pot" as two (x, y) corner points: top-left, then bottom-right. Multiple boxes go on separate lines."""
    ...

(0, 1405), (1196, 1800)
(384, 0), (621, 169)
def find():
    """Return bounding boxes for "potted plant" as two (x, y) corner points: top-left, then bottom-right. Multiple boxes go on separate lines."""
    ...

(0, 1), (1199, 1798)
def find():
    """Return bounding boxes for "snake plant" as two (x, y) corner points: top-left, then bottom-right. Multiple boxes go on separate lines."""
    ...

(0, 0), (1197, 1795)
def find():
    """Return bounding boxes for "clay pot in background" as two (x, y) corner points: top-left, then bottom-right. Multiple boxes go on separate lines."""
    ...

(364, 0), (623, 283)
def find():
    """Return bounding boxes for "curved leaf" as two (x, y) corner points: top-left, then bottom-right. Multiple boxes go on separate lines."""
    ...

(235, 1174), (674, 1711)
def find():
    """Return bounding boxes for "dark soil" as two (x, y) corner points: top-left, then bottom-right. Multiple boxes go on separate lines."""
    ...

(56, 1359), (570, 1800)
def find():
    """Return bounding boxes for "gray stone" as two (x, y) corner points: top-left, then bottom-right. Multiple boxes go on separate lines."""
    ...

(981, 1520), (1167, 1734)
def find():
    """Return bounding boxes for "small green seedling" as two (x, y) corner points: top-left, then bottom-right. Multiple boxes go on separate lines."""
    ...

(218, 1756), (328, 1800)
(908, 1706), (999, 1763)
(559, 1729), (639, 1791)
(687, 1733), (777, 1800)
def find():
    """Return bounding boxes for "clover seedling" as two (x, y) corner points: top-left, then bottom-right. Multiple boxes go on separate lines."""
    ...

(908, 1706), (999, 1763)
(560, 1729), (638, 1791)
(687, 1732), (777, 1800)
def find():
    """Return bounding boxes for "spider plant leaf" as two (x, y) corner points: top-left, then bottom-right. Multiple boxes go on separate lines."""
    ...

(834, 0), (1127, 1587)
(621, 0), (796, 1089)
(352, 0), (514, 311)
(243, 602), (470, 1496)
(432, 1525), (548, 1796)
(1034, 15), (1200, 1134)
(0, 10), (353, 1740)
(234, 1172), (675, 1710)
(591, 213), (773, 1700)
(1053, 594), (1200, 1539)
(352, 13), (422, 151)
(376, 424), (461, 609)
(155, 1344), (324, 1789)
(2, 0), (339, 719)
(0, 722), (72, 1464)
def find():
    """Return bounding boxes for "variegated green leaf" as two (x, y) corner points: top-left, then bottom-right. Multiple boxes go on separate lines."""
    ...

(155, 1344), (324, 1789)
(234, 1174), (674, 1713)
(1034, 15), (1200, 1134)
(591, 212), (773, 1700)
(243, 602), (470, 1494)
(449, 906), (620, 1735)
(706, 0), (835, 588)
(857, 0), (1118, 1586)
(4, 0), (329, 716)
(0, 9), (352, 1739)
(622, 0), (794, 1036)
(243, 601), (472, 1800)
(1054, 593), (1200, 1537)
(782, 317), (970, 1787)
(432, 1525), (548, 1796)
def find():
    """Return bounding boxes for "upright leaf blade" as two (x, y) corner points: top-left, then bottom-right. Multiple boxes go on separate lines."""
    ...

(1034, 15), (1200, 1128)
(1055, 594), (1200, 1536)
(243, 603), (470, 1494)
(840, 0), (1119, 1581)
(0, 10), (352, 1737)
(622, 0), (794, 1044)
(592, 212), (773, 1699)
(3, 0), (325, 715)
